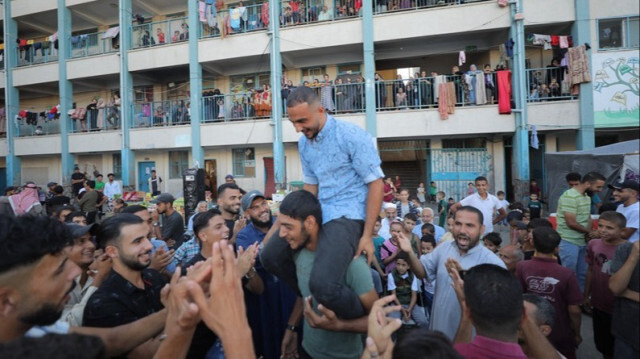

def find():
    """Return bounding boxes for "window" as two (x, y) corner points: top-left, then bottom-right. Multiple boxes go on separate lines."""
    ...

(112, 154), (122, 180)
(301, 67), (326, 84)
(134, 86), (154, 102)
(598, 16), (639, 49)
(442, 138), (486, 149)
(337, 63), (361, 75)
(230, 73), (270, 93)
(169, 151), (189, 179)
(232, 148), (256, 177)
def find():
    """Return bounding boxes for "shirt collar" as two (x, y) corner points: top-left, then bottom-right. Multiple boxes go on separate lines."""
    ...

(108, 269), (152, 295)
(531, 255), (557, 263)
(470, 335), (527, 357)
(312, 114), (335, 143)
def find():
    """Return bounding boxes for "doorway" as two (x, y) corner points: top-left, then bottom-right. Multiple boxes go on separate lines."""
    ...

(0, 168), (6, 192)
(264, 157), (286, 199)
(205, 159), (217, 199)
(137, 161), (155, 192)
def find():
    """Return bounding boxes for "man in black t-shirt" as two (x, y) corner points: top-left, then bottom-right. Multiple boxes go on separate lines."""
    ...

(71, 167), (86, 197)
(46, 185), (71, 215)
(216, 183), (244, 244)
(150, 193), (185, 249)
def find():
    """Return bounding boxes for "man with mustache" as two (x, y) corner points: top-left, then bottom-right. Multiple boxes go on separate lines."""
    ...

(236, 190), (298, 359)
(397, 205), (506, 340)
(83, 214), (166, 358)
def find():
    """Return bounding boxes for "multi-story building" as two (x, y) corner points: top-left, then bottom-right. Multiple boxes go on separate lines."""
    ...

(1, 0), (638, 201)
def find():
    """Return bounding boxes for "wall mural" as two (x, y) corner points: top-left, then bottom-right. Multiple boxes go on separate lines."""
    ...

(592, 50), (639, 128)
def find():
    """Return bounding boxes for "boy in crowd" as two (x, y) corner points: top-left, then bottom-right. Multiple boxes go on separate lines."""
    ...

(371, 217), (387, 281)
(440, 216), (455, 243)
(584, 211), (628, 359)
(396, 188), (420, 218)
(437, 191), (448, 228)
(403, 213), (421, 252)
(482, 232), (502, 254)
(381, 220), (418, 274)
(528, 193), (543, 220)
(506, 211), (524, 246)
(523, 218), (554, 260)
(388, 252), (428, 327)
(515, 221), (529, 247)
(420, 235), (437, 315)
(497, 190), (510, 228)
(516, 227), (583, 359)
(429, 181), (438, 203)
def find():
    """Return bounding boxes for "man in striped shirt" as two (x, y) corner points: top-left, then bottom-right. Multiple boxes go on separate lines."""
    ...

(556, 172), (606, 292)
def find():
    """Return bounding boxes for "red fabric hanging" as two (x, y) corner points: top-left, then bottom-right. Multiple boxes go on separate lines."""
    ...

(497, 70), (512, 115)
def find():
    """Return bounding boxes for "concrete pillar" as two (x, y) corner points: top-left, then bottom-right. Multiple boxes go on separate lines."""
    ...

(270, 0), (285, 188)
(58, 0), (75, 184)
(492, 138), (506, 194)
(120, 0), (135, 187)
(188, 0), (204, 168)
(362, 0), (377, 139)
(3, 0), (21, 185)
(573, 0), (595, 150)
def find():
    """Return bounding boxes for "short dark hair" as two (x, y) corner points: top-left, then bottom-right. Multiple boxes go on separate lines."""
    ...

(4, 186), (16, 195)
(55, 205), (74, 218)
(532, 227), (561, 254)
(395, 251), (410, 263)
(523, 293), (555, 328)
(65, 211), (86, 222)
(121, 205), (147, 215)
(421, 223), (435, 233)
(193, 209), (223, 240)
(85, 180), (95, 189)
(404, 213), (418, 222)
(506, 210), (524, 223)
(509, 202), (525, 212)
(286, 86), (320, 108)
(53, 185), (64, 194)
(279, 190), (322, 227)
(527, 218), (553, 230)
(399, 188), (410, 194)
(456, 206), (484, 226)
(483, 232), (502, 246)
(582, 172), (606, 184)
(96, 214), (144, 249)
(375, 216), (382, 223)
(497, 190), (505, 196)
(464, 264), (523, 337)
(421, 234), (436, 247)
(599, 211), (627, 229)
(565, 172), (581, 183)
(392, 329), (462, 359)
(475, 176), (488, 183)
(0, 333), (106, 359)
(0, 215), (72, 275)
(217, 183), (240, 198)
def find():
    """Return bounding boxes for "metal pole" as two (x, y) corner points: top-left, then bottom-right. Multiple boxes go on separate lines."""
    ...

(58, 0), (75, 184)
(270, 0), (285, 189)
(573, 0), (594, 150)
(3, 0), (21, 185)
(362, 0), (377, 139)
(189, 0), (204, 167)
(120, 0), (135, 187)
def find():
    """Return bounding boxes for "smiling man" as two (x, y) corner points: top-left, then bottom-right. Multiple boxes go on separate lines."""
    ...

(83, 214), (166, 358)
(397, 206), (506, 340)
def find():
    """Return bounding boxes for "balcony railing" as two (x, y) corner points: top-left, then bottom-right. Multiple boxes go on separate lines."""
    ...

(17, 45), (58, 67)
(202, 93), (272, 122)
(69, 106), (121, 133)
(131, 17), (189, 50)
(373, 0), (490, 15)
(201, 4), (266, 39)
(525, 67), (577, 102)
(70, 32), (119, 59)
(132, 100), (191, 128)
(280, 0), (361, 27)
(14, 115), (61, 137)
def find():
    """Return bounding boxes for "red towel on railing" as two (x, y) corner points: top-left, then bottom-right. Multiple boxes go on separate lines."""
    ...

(497, 70), (512, 114)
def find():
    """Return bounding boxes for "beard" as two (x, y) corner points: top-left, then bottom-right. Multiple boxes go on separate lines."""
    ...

(585, 189), (595, 197)
(120, 251), (151, 271)
(19, 281), (76, 326)
(250, 211), (272, 229)
(222, 203), (240, 215)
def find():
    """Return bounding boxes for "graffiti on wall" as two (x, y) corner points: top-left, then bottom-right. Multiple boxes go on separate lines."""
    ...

(592, 51), (639, 128)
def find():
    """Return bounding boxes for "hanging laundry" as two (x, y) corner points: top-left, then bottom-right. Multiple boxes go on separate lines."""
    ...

(550, 35), (559, 47)
(530, 125), (539, 149)
(505, 38), (514, 58)
(102, 27), (120, 39)
(497, 70), (512, 114)
(438, 83), (450, 120)
(230, 8), (242, 30)
(567, 45), (591, 86)
(458, 50), (466, 67)
(206, 4), (217, 27)
(261, 2), (269, 27)
(205, 0), (214, 4)
(199, 1), (207, 22)
(559, 36), (569, 49)
(50, 32), (58, 42)
(475, 72), (487, 105)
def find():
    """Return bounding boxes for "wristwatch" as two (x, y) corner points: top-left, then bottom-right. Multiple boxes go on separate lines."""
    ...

(244, 267), (257, 279)
(153, 222), (159, 227)
(286, 324), (298, 332)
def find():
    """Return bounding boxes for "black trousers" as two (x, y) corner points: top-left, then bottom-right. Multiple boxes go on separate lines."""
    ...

(260, 217), (366, 319)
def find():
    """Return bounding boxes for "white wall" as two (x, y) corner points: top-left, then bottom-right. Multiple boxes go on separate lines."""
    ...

(11, 0), (57, 17)
(69, 131), (121, 153)
(0, 139), (7, 157)
(15, 135), (61, 156)
(128, 42), (190, 72)
(130, 125), (192, 150)
(20, 155), (61, 186)
(67, 53), (120, 80)
(13, 63), (59, 87)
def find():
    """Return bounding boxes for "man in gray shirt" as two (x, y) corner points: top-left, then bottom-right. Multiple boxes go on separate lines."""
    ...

(78, 180), (99, 224)
(398, 205), (506, 340)
(151, 193), (185, 249)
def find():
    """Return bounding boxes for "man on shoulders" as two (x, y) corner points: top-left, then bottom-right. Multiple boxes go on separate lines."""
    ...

(610, 180), (639, 243)
(449, 176), (506, 235)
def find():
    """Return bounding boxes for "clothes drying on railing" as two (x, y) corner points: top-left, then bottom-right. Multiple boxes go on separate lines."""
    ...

(102, 27), (120, 39)
(528, 33), (573, 49)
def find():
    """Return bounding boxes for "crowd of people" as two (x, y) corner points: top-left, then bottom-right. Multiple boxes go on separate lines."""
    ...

(0, 87), (637, 359)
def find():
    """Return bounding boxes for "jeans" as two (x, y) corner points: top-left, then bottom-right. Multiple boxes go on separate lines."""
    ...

(559, 239), (587, 292)
(370, 268), (383, 294)
(261, 217), (366, 319)
(614, 337), (638, 359)
(389, 304), (429, 327)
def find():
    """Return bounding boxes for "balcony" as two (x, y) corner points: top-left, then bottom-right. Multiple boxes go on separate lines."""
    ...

(131, 17), (189, 50)
(131, 100), (191, 129)
(69, 105), (121, 133)
(16, 45), (59, 67)
(14, 113), (61, 137)
(70, 31), (118, 59)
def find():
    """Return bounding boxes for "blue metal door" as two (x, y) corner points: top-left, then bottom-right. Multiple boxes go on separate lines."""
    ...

(138, 161), (155, 192)
(430, 149), (491, 202)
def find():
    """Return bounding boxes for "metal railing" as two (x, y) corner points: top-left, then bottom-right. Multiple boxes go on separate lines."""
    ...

(280, 0), (361, 27)
(70, 32), (119, 58)
(14, 115), (61, 137)
(525, 67), (577, 102)
(17, 44), (58, 67)
(202, 93), (272, 122)
(373, 0), (490, 15)
(131, 17), (189, 50)
(69, 106), (121, 133)
(201, 4), (266, 38)
(132, 100), (191, 128)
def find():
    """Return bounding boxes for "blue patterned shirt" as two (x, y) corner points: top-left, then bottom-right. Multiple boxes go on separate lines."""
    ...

(171, 237), (200, 270)
(299, 115), (384, 223)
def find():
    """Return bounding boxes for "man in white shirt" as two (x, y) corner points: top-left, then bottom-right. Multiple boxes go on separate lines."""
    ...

(103, 173), (122, 200)
(449, 176), (506, 234)
(378, 202), (398, 240)
(610, 180), (639, 243)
